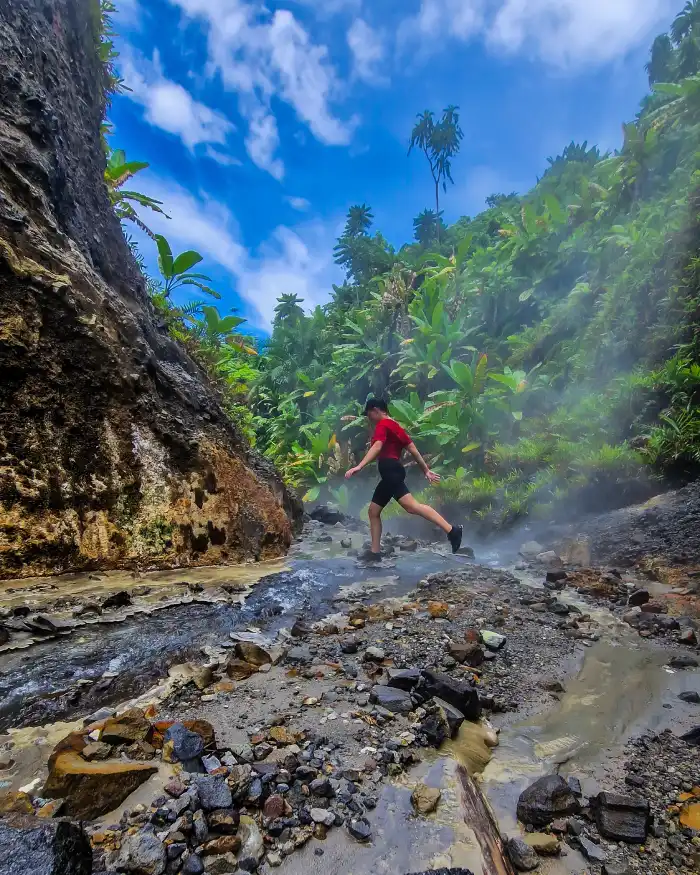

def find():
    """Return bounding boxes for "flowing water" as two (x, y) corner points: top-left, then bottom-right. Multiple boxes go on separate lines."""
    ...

(1, 528), (698, 874)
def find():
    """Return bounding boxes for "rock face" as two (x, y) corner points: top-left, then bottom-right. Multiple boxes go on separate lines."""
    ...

(0, 0), (302, 578)
(0, 814), (92, 874)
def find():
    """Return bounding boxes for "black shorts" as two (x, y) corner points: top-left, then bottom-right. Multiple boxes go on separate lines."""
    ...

(371, 459), (410, 508)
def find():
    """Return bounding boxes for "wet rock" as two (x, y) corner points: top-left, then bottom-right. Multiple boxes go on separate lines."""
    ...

(290, 619), (312, 638)
(525, 833), (560, 855)
(669, 655), (699, 669)
(420, 669), (481, 721)
(225, 659), (258, 680)
(42, 736), (157, 820)
(411, 783), (441, 815)
(548, 602), (570, 616)
(234, 640), (284, 667)
(433, 698), (464, 737)
(347, 817), (372, 842)
(628, 589), (650, 607)
(681, 725), (700, 744)
(546, 570), (568, 583)
(341, 538), (353, 549)
(102, 591), (132, 610)
(192, 776), (232, 812)
(506, 836), (539, 871)
(679, 691), (700, 704)
(387, 668), (420, 691)
(111, 829), (166, 874)
(480, 630), (506, 650)
(447, 642), (485, 666)
(0, 814), (92, 875)
(310, 505), (345, 525)
(578, 836), (606, 863)
(309, 777), (334, 798)
(370, 685), (413, 714)
(163, 724), (204, 764)
(591, 792), (650, 843)
(516, 775), (581, 827)
(207, 808), (240, 835)
(181, 855), (205, 875)
(101, 709), (150, 744)
(340, 636), (360, 654)
(81, 742), (112, 762)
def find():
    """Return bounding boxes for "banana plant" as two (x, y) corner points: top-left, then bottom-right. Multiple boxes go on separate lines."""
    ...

(105, 149), (167, 237)
(193, 306), (257, 354)
(155, 235), (221, 301)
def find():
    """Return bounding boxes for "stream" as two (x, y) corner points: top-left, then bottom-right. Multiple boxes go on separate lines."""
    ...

(1, 523), (698, 874)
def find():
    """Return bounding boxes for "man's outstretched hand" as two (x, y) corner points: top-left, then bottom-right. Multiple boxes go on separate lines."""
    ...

(345, 466), (361, 480)
(425, 470), (441, 484)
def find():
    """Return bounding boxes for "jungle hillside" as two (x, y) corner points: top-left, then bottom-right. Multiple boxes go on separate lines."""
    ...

(113, 3), (700, 530)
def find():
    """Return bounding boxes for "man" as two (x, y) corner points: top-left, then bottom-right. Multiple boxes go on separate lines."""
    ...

(345, 398), (463, 560)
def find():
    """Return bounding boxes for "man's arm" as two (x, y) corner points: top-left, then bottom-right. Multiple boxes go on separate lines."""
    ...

(407, 442), (441, 483)
(345, 441), (383, 478)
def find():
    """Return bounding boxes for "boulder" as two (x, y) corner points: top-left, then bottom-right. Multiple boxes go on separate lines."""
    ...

(516, 775), (581, 827)
(0, 814), (92, 875)
(162, 723), (204, 764)
(100, 709), (150, 744)
(387, 668), (420, 691)
(369, 685), (413, 714)
(420, 669), (481, 721)
(679, 691), (700, 704)
(519, 541), (544, 558)
(110, 830), (165, 874)
(42, 734), (157, 820)
(225, 658), (258, 680)
(506, 836), (539, 871)
(590, 792), (650, 843)
(480, 630), (506, 651)
(447, 642), (485, 666)
(432, 697), (465, 737)
(536, 551), (560, 566)
(234, 640), (284, 667)
(310, 505), (345, 525)
(191, 776), (232, 811)
(102, 591), (132, 610)
(669, 655), (699, 669)
(627, 589), (650, 607)
(411, 784), (441, 815)
(81, 742), (111, 762)
(524, 832), (561, 855)
(150, 719), (215, 751)
(0, 792), (34, 815)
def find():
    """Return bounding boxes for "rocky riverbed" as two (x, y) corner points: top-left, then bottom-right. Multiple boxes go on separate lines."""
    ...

(0, 502), (698, 875)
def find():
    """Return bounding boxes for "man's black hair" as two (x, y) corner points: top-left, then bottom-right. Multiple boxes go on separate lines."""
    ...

(363, 397), (388, 414)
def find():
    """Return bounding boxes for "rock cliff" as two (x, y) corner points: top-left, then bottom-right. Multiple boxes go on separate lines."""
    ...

(0, 0), (302, 579)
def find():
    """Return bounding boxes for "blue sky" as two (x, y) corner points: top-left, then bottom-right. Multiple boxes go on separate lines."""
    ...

(111, 0), (682, 332)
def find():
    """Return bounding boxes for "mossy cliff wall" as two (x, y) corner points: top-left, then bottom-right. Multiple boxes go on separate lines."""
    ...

(0, 0), (302, 578)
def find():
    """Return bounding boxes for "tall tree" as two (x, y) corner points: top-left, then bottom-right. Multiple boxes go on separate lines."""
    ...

(408, 105), (464, 241)
(344, 204), (374, 237)
(413, 208), (443, 247)
(274, 293), (305, 323)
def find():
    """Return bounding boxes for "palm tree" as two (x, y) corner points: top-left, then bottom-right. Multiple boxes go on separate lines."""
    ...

(646, 34), (676, 84)
(408, 106), (464, 241)
(672, 1), (700, 44)
(344, 204), (374, 238)
(274, 293), (305, 323)
(413, 209), (442, 247)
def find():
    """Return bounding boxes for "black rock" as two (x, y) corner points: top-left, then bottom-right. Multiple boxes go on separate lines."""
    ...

(669, 655), (699, 669)
(628, 589), (650, 607)
(181, 855), (204, 875)
(290, 619), (312, 638)
(0, 815), (92, 874)
(102, 590), (132, 610)
(516, 775), (581, 827)
(340, 637), (360, 654)
(433, 697), (465, 737)
(370, 685), (414, 714)
(590, 792), (650, 843)
(163, 723), (204, 763)
(387, 668), (420, 692)
(546, 570), (568, 583)
(679, 691), (700, 704)
(191, 776), (233, 811)
(309, 777), (334, 798)
(578, 836), (606, 863)
(505, 837), (539, 871)
(310, 505), (345, 525)
(347, 817), (372, 842)
(420, 669), (481, 721)
(680, 725), (700, 745)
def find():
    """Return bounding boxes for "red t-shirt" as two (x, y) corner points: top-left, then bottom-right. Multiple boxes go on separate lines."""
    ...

(372, 418), (411, 460)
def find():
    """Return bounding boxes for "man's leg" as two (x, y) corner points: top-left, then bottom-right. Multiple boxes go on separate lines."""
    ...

(368, 502), (383, 553)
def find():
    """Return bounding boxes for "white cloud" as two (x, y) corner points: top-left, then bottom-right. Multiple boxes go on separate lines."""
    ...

(204, 146), (243, 166)
(286, 196), (311, 211)
(488, 0), (677, 67)
(121, 50), (234, 151)
(130, 175), (337, 327)
(114, 0), (141, 27)
(399, 0), (675, 69)
(347, 19), (387, 85)
(169, 0), (355, 178)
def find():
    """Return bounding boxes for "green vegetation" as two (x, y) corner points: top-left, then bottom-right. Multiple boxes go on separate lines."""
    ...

(100, 4), (700, 526)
